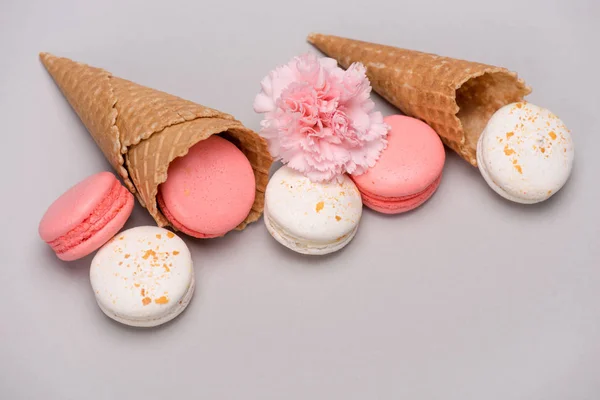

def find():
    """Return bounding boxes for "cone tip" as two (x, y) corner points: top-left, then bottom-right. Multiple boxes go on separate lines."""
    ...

(39, 52), (55, 65)
(307, 32), (323, 44)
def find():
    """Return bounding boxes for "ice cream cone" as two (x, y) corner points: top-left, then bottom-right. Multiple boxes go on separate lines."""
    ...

(307, 33), (531, 166)
(40, 52), (272, 230)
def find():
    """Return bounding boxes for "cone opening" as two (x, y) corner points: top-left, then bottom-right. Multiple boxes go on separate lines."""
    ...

(221, 128), (263, 193)
(456, 71), (530, 155)
(219, 131), (244, 152)
(151, 126), (270, 234)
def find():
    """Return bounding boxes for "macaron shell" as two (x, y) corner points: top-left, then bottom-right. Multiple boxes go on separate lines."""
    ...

(39, 171), (116, 242)
(265, 166), (362, 248)
(57, 192), (134, 261)
(352, 115), (445, 198)
(157, 192), (216, 239)
(159, 135), (256, 237)
(90, 226), (194, 327)
(477, 102), (574, 203)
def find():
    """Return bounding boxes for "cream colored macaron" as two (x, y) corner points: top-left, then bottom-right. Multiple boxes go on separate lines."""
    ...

(477, 102), (574, 204)
(90, 226), (195, 327)
(264, 166), (363, 255)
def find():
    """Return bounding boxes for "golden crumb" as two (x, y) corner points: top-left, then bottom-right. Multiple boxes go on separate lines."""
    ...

(315, 201), (325, 213)
(142, 249), (156, 260)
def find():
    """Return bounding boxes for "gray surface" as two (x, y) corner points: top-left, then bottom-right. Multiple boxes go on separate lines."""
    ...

(1, 0), (599, 398)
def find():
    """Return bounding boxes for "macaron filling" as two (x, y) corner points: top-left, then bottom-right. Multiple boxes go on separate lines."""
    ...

(356, 174), (442, 212)
(264, 206), (357, 253)
(95, 277), (196, 327)
(47, 180), (131, 255)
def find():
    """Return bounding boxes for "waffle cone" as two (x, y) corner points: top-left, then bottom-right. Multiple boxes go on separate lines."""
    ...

(40, 52), (272, 231)
(307, 33), (531, 166)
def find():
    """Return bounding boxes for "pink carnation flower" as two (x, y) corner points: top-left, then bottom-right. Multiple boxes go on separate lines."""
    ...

(254, 53), (389, 182)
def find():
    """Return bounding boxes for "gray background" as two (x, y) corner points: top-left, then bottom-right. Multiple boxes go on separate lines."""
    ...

(1, 0), (599, 399)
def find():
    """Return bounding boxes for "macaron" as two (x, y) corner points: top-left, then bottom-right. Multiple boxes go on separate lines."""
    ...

(90, 226), (195, 327)
(157, 135), (256, 238)
(39, 171), (134, 261)
(477, 102), (574, 204)
(351, 115), (445, 214)
(264, 166), (363, 255)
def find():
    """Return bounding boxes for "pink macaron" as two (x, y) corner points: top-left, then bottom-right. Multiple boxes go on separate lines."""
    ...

(351, 115), (445, 214)
(157, 135), (256, 238)
(39, 171), (134, 261)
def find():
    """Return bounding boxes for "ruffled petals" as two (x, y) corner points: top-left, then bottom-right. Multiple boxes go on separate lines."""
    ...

(254, 53), (389, 182)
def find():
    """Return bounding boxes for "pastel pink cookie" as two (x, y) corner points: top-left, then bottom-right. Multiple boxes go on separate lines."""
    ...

(157, 135), (256, 238)
(351, 115), (445, 214)
(39, 172), (134, 261)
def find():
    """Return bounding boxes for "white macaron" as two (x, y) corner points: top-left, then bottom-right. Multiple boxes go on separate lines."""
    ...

(477, 102), (574, 204)
(90, 226), (195, 327)
(264, 166), (363, 255)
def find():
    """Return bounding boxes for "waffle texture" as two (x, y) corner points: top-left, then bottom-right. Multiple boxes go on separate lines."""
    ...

(307, 33), (531, 166)
(40, 52), (272, 230)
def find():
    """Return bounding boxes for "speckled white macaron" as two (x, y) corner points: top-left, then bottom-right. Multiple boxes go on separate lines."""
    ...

(477, 102), (574, 204)
(90, 226), (195, 327)
(264, 166), (363, 255)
